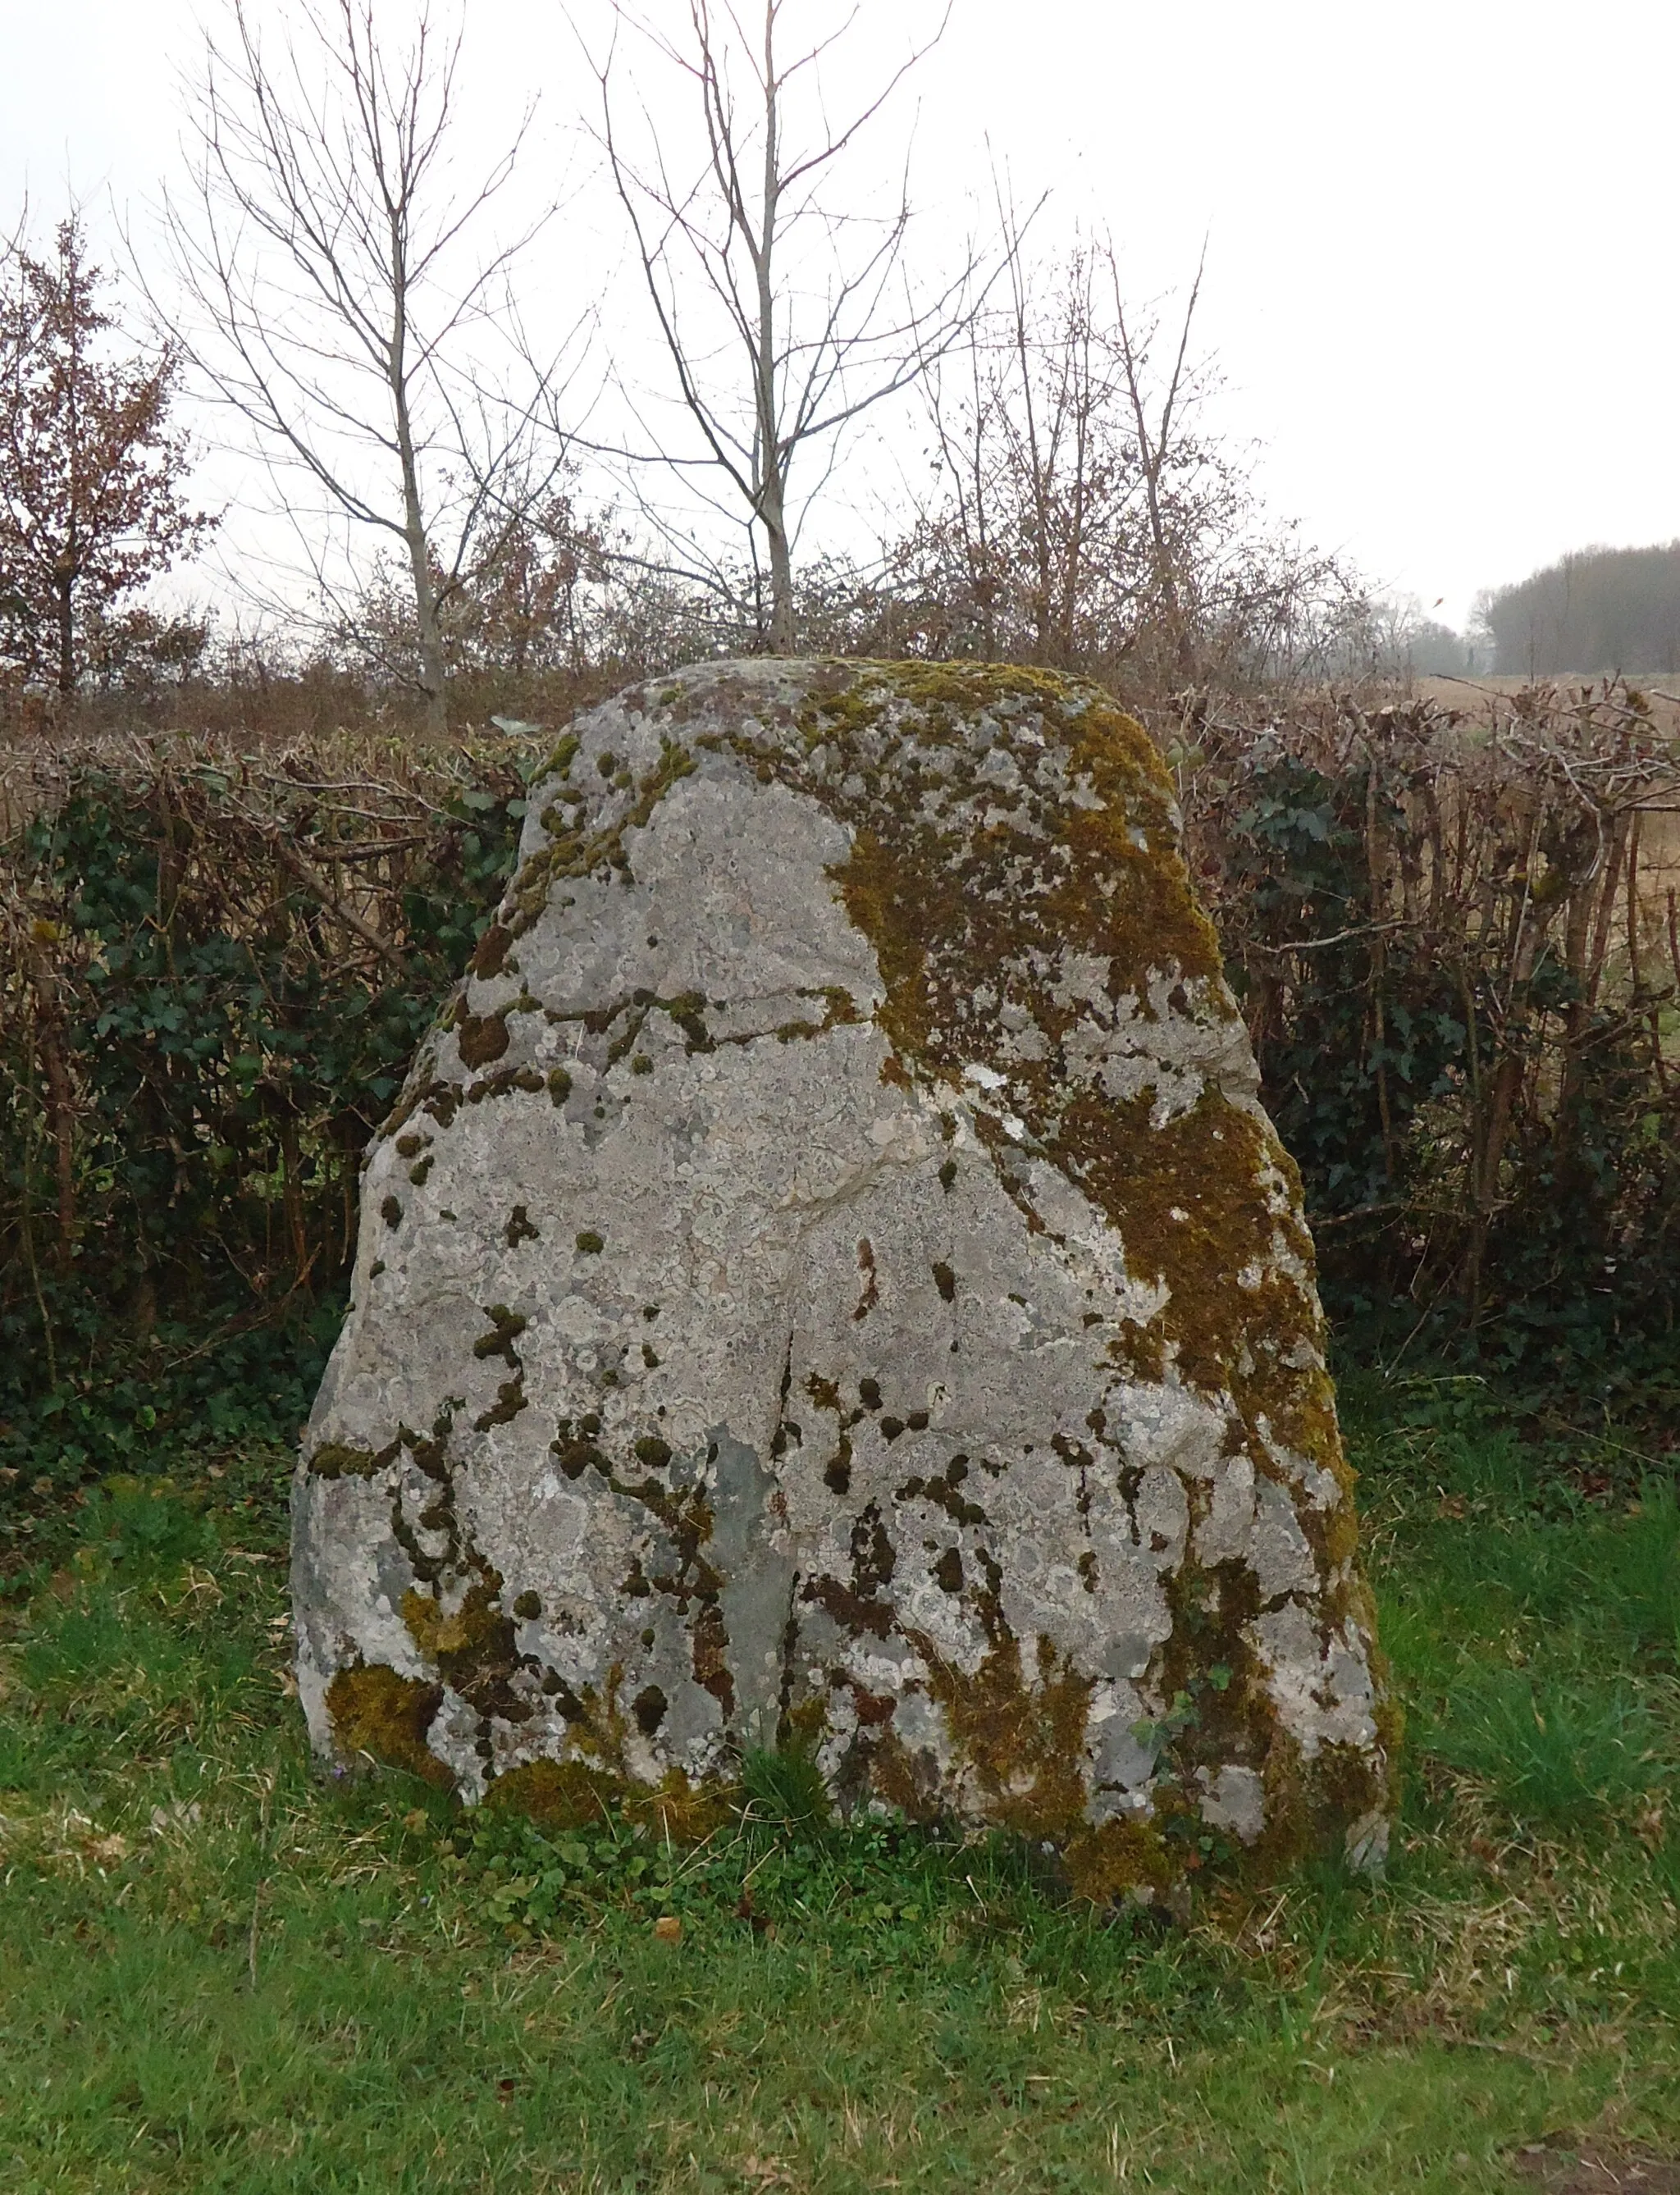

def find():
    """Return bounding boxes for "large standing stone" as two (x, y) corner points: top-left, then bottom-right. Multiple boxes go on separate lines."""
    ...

(293, 659), (1392, 1893)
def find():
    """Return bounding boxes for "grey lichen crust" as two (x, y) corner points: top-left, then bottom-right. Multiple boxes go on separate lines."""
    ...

(293, 659), (1393, 1896)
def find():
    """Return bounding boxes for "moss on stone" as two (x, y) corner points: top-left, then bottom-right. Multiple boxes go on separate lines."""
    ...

(702, 660), (1380, 1846)
(463, 1066), (546, 1105)
(484, 1756), (616, 1831)
(325, 1662), (450, 1785)
(910, 1629), (1094, 1841)
(473, 1376), (527, 1431)
(490, 1751), (739, 1846)
(455, 1008), (509, 1070)
(1063, 1814), (1180, 1903)
(470, 924), (512, 979)
(402, 1581), (527, 1723)
(538, 730), (581, 783)
(765, 668), (1315, 1444)
(311, 658), (1387, 1883)
(306, 1437), (399, 1480)
(1146, 1542), (1283, 1832)
(506, 735), (697, 935)
(472, 1305), (527, 1365)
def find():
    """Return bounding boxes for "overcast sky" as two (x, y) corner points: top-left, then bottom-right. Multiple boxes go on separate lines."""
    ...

(4, 0), (1676, 630)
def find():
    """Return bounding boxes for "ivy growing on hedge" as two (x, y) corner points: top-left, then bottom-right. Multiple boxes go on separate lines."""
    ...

(3, 681), (1678, 1507)
(1178, 683), (1680, 1447)
(1, 733), (534, 1488)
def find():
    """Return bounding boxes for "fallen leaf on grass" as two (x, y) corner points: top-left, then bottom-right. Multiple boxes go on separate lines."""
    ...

(735, 1888), (774, 1936)
(149, 1801), (203, 1837)
(653, 1914), (682, 1943)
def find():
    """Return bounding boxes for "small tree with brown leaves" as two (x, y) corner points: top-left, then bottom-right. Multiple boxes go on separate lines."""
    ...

(0, 216), (212, 693)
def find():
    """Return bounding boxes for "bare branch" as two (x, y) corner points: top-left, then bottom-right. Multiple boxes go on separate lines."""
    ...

(588, 0), (986, 650)
(155, 0), (567, 729)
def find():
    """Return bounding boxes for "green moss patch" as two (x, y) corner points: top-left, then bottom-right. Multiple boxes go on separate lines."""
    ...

(324, 1662), (450, 1785)
(306, 1438), (399, 1481)
(910, 1630), (1094, 1841)
(506, 735), (697, 934)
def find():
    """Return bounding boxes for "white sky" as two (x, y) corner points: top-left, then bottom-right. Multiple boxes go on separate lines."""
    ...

(4, 0), (1677, 631)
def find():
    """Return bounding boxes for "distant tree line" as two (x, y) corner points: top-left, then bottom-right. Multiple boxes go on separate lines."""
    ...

(1480, 542), (1680, 678)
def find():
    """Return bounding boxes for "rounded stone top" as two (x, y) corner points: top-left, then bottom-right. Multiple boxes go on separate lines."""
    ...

(495, 659), (1319, 1440)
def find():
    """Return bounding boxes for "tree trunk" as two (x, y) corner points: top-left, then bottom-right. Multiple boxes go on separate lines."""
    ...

(763, 486), (795, 652)
(59, 245), (83, 696)
(396, 423), (446, 732)
(756, 9), (794, 656)
(404, 511), (449, 735)
(389, 213), (448, 735)
(1141, 459), (1194, 680)
(54, 563), (75, 694)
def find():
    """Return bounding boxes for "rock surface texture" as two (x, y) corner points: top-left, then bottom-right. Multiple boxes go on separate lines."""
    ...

(294, 659), (1392, 1893)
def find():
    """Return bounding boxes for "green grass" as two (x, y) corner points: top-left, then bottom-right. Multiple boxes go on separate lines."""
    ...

(2, 1402), (1678, 2192)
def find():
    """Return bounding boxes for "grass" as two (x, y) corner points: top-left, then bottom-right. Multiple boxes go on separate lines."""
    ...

(2, 1397), (1678, 2192)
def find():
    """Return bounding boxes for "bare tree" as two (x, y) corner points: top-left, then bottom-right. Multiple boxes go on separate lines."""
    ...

(162, 0), (565, 731)
(591, 0), (986, 653)
(892, 233), (1219, 673)
(889, 231), (1367, 691)
(911, 236), (1150, 666)
(1111, 249), (1206, 680)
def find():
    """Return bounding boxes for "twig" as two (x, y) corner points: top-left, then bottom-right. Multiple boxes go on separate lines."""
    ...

(1250, 919), (1412, 956)
(1539, 1419), (1678, 1472)
(247, 1878), (265, 1991)
(262, 831), (407, 970)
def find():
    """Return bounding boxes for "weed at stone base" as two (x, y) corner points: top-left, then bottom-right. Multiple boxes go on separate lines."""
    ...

(450, 1782), (1050, 1960)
